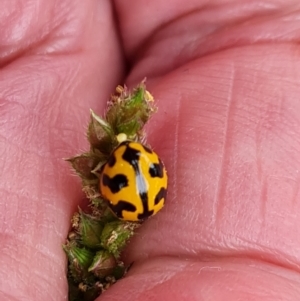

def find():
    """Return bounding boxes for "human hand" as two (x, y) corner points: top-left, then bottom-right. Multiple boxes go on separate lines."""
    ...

(1, 1), (300, 300)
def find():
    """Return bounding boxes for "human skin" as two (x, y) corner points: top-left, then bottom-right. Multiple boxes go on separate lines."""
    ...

(1, 0), (300, 300)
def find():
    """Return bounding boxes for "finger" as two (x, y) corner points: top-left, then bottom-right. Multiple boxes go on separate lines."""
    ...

(115, 0), (300, 84)
(103, 258), (300, 301)
(104, 1), (300, 300)
(127, 44), (300, 266)
(0, 1), (124, 300)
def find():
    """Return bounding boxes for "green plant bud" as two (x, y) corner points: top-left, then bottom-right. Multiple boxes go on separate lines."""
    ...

(63, 243), (94, 281)
(106, 82), (156, 138)
(100, 221), (140, 257)
(78, 210), (104, 249)
(88, 110), (114, 154)
(88, 250), (117, 278)
(66, 153), (103, 181)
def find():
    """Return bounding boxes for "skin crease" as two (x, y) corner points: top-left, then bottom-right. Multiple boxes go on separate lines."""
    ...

(1, 0), (300, 300)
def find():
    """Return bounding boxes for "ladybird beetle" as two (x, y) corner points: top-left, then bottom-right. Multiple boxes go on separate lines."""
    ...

(99, 141), (167, 222)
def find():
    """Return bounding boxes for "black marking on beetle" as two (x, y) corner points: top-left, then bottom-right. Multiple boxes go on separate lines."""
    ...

(107, 153), (116, 167)
(154, 187), (166, 205)
(149, 159), (164, 178)
(109, 201), (137, 219)
(102, 174), (128, 194)
(122, 144), (140, 170)
(122, 144), (157, 220)
(137, 192), (154, 220)
(142, 144), (153, 154)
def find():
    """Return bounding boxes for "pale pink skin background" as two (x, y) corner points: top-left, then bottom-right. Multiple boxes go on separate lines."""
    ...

(1, 0), (300, 300)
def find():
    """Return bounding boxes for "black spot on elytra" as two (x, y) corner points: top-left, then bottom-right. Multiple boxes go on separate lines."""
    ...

(102, 174), (128, 193)
(109, 201), (137, 219)
(122, 144), (140, 171)
(107, 153), (116, 167)
(137, 192), (154, 220)
(149, 159), (164, 178)
(154, 187), (167, 205)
